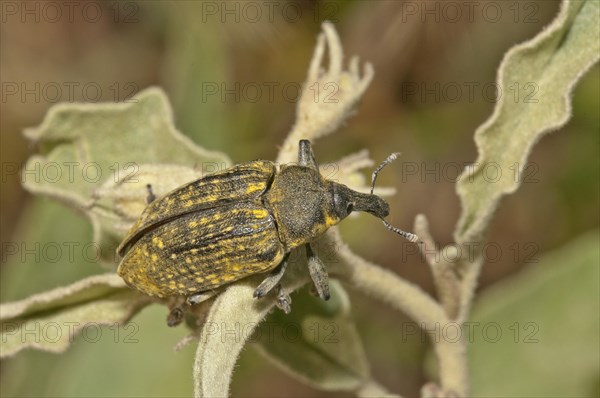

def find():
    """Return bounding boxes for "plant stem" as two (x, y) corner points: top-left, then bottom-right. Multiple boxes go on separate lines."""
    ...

(328, 229), (470, 396)
(434, 336), (469, 397)
(330, 237), (446, 329)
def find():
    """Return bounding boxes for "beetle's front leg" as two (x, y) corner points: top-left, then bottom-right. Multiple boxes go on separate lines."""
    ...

(146, 184), (156, 204)
(298, 139), (319, 170)
(305, 243), (330, 300)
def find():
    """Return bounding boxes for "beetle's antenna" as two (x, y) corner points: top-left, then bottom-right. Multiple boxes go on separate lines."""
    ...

(382, 219), (419, 242)
(371, 152), (401, 194)
(371, 152), (418, 242)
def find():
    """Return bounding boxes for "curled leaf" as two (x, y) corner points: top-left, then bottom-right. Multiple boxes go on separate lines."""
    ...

(278, 22), (375, 164)
(92, 163), (205, 234)
(0, 274), (150, 358)
(22, 87), (231, 260)
(455, 0), (600, 243)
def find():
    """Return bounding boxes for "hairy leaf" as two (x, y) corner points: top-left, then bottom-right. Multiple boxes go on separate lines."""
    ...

(22, 87), (231, 260)
(278, 21), (374, 164)
(193, 260), (310, 398)
(455, 0), (600, 243)
(253, 281), (371, 392)
(470, 230), (599, 396)
(0, 274), (150, 358)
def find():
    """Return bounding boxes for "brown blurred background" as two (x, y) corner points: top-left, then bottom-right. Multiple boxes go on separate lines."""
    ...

(1, 1), (598, 397)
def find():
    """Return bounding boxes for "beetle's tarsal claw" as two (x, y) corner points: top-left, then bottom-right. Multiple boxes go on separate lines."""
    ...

(252, 286), (270, 299)
(275, 285), (292, 314)
(382, 219), (419, 242)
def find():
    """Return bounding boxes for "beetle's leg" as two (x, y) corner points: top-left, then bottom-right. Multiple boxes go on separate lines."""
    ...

(308, 285), (320, 297)
(306, 243), (331, 301)
(298, 139), (319, 170)
(187, 291), (216, 305)
(146, 184), (156, 204)
(275, 284), (292, 314)
(253, 253), (290, 299)
(167, 298), (189, 327)
(166, 291), (216, 327)
(167, 306), (186, 327)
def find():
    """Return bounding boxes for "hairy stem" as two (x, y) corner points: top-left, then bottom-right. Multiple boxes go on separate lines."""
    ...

(414, 214), (461, 319)
(330, 237), (446, 328)
(434, 336), (468, 397)
(327, 229), (470, 396)
(457, 255), (484, 323)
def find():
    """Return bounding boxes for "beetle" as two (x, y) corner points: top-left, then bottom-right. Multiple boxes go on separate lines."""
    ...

(117, 140), (417, 325)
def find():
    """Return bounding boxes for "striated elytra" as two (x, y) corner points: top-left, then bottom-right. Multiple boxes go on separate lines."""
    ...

(117, 140), (417, 325)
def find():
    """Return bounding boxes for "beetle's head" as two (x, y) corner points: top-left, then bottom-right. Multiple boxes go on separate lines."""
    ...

(330, 153), (418, 243)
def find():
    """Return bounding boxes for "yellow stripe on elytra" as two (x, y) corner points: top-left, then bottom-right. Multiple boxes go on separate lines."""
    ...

(252, 208), (269, 218)
(245, 182), (265, 195)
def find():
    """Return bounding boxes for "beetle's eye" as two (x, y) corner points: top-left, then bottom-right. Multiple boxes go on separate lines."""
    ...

(332, 184), (350, 219)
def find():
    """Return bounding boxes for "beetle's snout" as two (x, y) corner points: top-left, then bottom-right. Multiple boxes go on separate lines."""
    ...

(338, 184), (389, 219)
(359, 194), (389, 219)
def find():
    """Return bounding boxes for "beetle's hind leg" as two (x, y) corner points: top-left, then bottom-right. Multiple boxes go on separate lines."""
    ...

(166, 292), (215, 327)
(166, 297), (188, 327)
(298, 139), (319, 170)
(253, 254), (290, 299)
(306, 243), (330, 301)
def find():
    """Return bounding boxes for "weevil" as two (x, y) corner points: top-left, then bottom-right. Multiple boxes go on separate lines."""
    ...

(117, 140), (417, 326)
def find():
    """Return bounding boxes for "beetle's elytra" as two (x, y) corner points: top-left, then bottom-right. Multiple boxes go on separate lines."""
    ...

(117, 140), (417, 324)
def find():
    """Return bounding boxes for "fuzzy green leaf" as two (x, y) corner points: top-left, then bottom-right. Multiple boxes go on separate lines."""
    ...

(470, 230), (600, 396)
(22, 87), (231, 260)
(455, 0), (600, 243)
(253, 281), (371, 392)
(193, 259), (311, 398)
(0, 274), (150, 358)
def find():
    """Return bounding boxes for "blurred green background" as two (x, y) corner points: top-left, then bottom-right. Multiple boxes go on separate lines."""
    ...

(1, 1), (598, 397)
